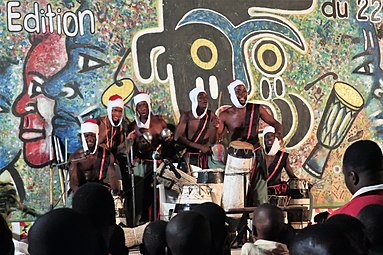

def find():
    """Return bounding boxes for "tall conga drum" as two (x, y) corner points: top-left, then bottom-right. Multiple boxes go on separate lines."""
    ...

(287, 178), (311, 229)
(222, 141), (254, 215)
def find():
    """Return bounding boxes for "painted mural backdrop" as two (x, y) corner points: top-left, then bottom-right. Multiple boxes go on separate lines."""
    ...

(1, 0), (382, 219)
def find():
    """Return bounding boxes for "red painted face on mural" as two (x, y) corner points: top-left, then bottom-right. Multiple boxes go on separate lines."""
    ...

(13, 33), (67, 167)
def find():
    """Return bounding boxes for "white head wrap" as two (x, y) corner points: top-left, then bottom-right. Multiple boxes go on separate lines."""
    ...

(262, 126), (280, 156)
(227, 80), (247, 108)
(81, 119), (99, 155)
(133, 92), (151, 129)
(107, 94), (124, 127)
(189, 87), (208, 119)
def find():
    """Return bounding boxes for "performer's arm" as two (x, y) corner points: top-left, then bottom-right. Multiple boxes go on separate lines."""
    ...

(69, 153), (79, 193)
(208, 112), (219, 145)
(97, 117), (109, 150)
(259, 105), (283, 140)
(216, 112), (227, 143)
(285, 156), (297, 179)
(107, 153), (121, 195)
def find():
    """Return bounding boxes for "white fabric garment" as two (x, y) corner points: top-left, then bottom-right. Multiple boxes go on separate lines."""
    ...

(133, 93), (151, 129)
(13, 239), (30, 255)
(189, 87), (208, 119)
(351, 183), (383, 199)
(227, 80), (247, 108)
(241, 240), (289, 255)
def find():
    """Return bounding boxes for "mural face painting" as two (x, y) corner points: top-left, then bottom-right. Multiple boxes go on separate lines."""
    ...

(1, 0), (383, 216)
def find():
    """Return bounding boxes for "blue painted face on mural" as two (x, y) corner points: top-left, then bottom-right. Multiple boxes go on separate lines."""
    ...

(42, 2), (113, 153)
(351, 21), (383, 136)
(0, 59), (21, 171)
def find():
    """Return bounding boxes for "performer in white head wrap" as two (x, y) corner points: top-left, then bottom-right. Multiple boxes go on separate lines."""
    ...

(189, 87), (208, 119)
(262, 126), (280, 156)
(227, 80), (247, 108)
(216, 79), (283, 207)
(133, 92), (151, 129)
(69, 119), (120, 194)
(130, 92), (168, 224)
(107, 94), (124, 127)
(174, 87), (218, 170)
(262, 125), (297, 192)
(81, 119), (99, 155)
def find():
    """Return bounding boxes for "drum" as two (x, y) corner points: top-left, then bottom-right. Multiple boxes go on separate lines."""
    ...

(287, 178), (311, 229)
(113, 195), (126, 225)
(156, 162), (197, 193)
(288, 178), (309, 199)
(192, 168), (224, 206)
(222, 141), (254, 215)
(268, 195), (290, 208)
(286, 207), (310, 229)
(172, 184), (213, 217)
(194, 168), (224, 184)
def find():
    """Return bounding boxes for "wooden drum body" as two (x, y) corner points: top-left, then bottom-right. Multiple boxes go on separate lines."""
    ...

(222, 141), (254, 214)
(287, 178), (311, 229)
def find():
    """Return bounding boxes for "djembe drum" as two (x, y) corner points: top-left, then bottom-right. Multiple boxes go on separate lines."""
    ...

(222, 141), (254, 216)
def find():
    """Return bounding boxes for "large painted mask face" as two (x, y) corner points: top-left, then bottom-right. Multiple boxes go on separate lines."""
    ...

(13, 33), (66, 167)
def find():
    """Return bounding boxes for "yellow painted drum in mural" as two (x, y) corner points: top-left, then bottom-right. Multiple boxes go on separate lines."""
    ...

(319, 82), (364, 148)
(222, 141), (254, 215)
(303, 82), (365, 178)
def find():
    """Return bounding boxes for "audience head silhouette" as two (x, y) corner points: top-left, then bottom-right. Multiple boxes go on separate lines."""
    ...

(72, 183), (116, 249)
(193, 202), (227, 255)
(325, 214), (369, 255)
(358, 204), (383, 254)
(0, 213), (14, 255)
(166, 211), (211, 255)
(289, 224), (354, 255)
(141, 220), (169, 255)
(342, 140), (383, 194)
(252, 203), (285, 241)
(28, 208), (106, 255)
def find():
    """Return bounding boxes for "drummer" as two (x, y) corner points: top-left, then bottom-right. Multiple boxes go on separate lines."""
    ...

(128, 92), (168, 225)
(262, 126), (297, 195)
(174, 87), (219, 171)
(217, 79), (282, 206)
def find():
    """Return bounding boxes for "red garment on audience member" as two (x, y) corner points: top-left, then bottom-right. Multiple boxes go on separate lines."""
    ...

(331, 184), (383, 217)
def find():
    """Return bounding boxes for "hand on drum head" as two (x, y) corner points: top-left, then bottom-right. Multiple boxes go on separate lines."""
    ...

(197, 144), (211, 154)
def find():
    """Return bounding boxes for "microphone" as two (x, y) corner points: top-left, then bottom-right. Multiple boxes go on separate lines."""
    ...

(152, 144), (162, 160)
(163, 158), (181, 179)
(85, 150), (91, 156)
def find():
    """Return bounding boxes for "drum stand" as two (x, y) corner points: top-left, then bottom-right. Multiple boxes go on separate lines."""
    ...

(228, 172), (253, 247)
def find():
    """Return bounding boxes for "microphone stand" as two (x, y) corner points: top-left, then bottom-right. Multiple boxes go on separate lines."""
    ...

(122, 118), (136, 227)
(152, 144), (162, 221)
